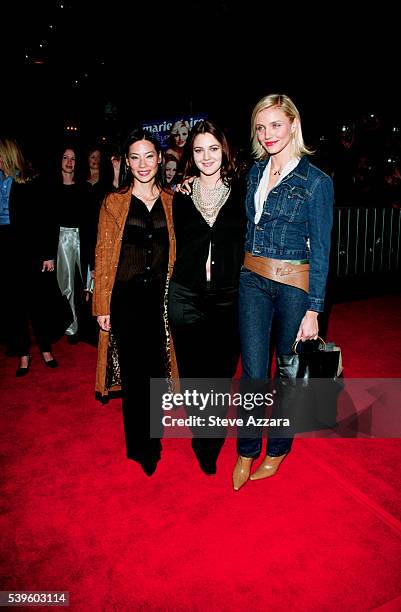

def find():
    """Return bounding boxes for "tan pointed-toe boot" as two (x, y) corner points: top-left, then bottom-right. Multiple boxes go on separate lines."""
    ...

(232, 456), (254, 491)
(249, 453), (288, 481)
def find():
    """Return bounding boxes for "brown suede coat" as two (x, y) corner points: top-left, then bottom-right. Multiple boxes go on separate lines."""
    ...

(93, 188), (178, 401)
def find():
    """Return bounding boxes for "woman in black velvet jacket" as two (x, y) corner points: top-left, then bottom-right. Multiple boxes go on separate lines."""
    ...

(0, 137), (68, 375)
(168, 120), (246, 474)
(48, 144), (93, 345)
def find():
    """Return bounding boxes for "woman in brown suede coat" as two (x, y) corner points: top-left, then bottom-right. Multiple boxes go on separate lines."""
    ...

(93, 129), (177, 476)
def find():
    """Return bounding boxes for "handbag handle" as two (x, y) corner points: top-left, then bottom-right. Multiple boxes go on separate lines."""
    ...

(292, 336), (327, 354)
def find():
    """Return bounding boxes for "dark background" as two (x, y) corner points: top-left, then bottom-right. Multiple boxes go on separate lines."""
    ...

(2, 1), (400, 158)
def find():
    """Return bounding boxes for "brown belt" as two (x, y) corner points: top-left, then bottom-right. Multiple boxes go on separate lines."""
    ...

(244, 252), (309, 293)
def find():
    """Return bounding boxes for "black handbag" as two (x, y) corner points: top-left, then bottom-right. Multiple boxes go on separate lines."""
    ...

(276, 337), (343, 434)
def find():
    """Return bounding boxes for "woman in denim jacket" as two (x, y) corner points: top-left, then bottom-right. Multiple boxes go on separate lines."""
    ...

(233, 94), (334, 491)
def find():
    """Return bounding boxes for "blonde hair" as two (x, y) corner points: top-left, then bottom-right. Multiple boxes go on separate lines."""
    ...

(170, 120), (190, 136)
(0, 138), (29, 183)
(250, 94), (314, 160)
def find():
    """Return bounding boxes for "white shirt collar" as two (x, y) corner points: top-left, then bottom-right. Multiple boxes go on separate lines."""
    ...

(254, 157), (300, 224)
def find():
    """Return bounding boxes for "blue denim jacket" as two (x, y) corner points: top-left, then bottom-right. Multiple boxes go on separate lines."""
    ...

(244, 155), (333, 312)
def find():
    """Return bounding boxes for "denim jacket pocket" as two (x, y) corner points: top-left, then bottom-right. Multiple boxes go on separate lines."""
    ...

(276, 185), (307, 221)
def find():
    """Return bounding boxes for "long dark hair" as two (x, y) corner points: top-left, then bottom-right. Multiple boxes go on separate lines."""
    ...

(53, 142), (84, 183)
(118, 128), (163, 193)
(181, 120), (236, 187)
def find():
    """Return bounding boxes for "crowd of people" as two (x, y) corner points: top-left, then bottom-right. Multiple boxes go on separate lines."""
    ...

(315, 111), (401, 208)
(2, 94), (398, 490)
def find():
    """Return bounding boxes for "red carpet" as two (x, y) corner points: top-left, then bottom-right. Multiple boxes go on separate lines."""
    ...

(1, 295), (401, 611)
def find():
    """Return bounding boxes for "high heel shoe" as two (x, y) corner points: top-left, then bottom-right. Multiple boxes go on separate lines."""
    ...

(16, 355), (31, 377)
(232, 455), (253, 491)
(249, 453), (288, 481)
(41, 352), (58, 368)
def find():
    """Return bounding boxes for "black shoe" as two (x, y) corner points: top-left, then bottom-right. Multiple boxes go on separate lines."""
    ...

(16, 355), (31, 377)
(127, 448), (161, 477)
(41, 353), (58, 368)
(66, 334), (79, 345)
(141, 460), (158, 477)
(198, 458), (217, 475)
(140, 456), (159, 477)
(192, 439), (217, 475)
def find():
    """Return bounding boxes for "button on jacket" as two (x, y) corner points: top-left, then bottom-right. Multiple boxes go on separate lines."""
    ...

(244, 155), (334, 312)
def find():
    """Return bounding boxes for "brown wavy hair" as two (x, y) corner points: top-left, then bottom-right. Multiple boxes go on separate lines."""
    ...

(180, 120), (236, 187)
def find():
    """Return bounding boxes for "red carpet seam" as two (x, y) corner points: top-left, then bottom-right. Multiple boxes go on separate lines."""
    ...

(298, 446), (401, 539)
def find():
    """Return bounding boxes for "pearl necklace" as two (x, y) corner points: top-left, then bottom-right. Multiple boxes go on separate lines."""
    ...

(191, 178), (230, 227)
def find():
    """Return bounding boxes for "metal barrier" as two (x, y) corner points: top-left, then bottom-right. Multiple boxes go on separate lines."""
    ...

(332, 207), (401, 278)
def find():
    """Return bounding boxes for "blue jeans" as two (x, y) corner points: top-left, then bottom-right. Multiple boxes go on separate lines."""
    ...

(237, 268), (309, 457)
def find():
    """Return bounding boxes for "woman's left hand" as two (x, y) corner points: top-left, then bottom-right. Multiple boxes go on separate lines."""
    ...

(176, 176), (195, 195)
(42, 259), (55, 272)
(296, 310), (319, 342)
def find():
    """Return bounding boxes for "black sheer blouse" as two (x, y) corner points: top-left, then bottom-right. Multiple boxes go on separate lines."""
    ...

(116, 195), (169, 283)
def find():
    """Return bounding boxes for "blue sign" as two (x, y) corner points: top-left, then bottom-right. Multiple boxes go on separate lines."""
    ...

(141, 113), (208, 150)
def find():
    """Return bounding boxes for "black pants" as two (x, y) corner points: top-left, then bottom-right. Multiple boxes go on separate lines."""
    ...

(168, 281), (240, 464)
(0, 226), (53, 356)
(111, 277), (166, 463)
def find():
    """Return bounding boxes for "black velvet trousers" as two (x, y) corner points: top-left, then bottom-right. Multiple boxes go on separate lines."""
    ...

(0, 226), (52, 356)
(111, 277), (166, 463)
(13, 269), (53, 356)
(168, 281), (240, 464)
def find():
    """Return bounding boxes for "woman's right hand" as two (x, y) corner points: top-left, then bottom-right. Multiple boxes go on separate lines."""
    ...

(97, 315), (111, 331)
(176, 176), (195, 195)
(295, 310), (319, 342)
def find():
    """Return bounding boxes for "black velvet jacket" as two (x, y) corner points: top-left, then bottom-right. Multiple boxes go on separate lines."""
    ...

(171, 179), (246, 291)
(46, 179), (94, 275)
(9, 177), (58, 266)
